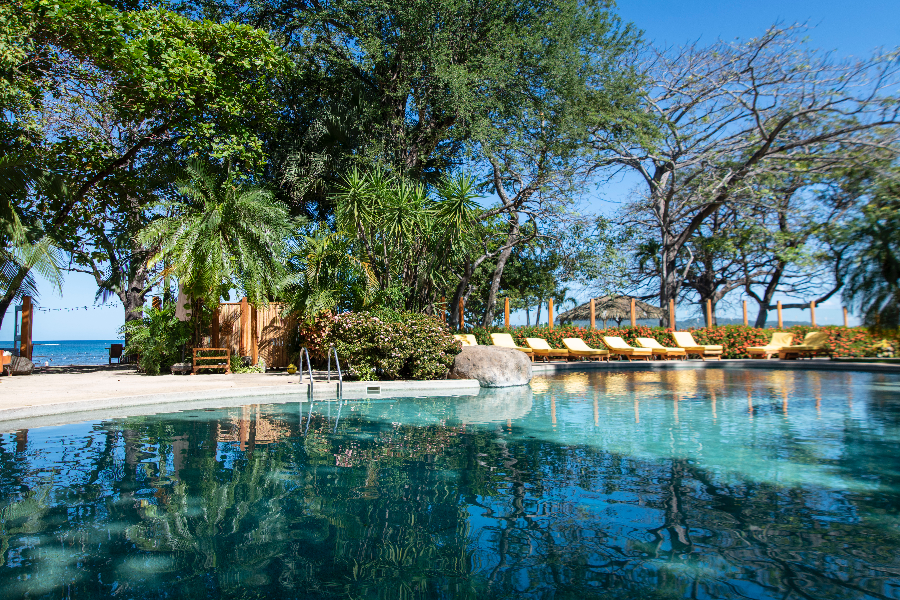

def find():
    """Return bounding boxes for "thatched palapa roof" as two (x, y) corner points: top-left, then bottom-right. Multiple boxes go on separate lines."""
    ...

(557, 295), (664, 325)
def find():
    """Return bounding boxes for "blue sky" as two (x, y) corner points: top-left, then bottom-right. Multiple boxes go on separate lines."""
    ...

(2, 0), (897, 340)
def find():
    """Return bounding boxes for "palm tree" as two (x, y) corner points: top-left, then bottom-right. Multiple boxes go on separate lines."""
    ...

(283, 226), (378, 316)
(140, 161), (299, 330)
(0, 157), (65, 330)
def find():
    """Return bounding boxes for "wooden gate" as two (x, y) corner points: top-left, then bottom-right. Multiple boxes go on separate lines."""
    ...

(212, 298), (294, 369)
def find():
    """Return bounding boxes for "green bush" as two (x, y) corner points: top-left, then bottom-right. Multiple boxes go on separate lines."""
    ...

(297, 310), (461, 380)
(119, 306), (192, 375)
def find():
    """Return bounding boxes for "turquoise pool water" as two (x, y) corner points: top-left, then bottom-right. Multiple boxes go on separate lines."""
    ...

(1, 369), (899, 599)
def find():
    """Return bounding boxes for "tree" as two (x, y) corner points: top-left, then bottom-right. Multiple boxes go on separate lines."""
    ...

(593, 26), (900, 322)
(331, 168), (482, 313)
(839, 169), (900, 329)
(139, 162), (298, 339)
(3, 0), (285, 322)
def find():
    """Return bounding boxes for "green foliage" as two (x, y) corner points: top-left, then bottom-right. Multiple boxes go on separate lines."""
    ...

(330, 168), (482, 312)
(229, 353), (263, 373)
(119, 305), (191, 375)
(141, 161), (299, 306)
(839, 175), (900, 330)
(297, 310), (461, 381)
(283, 226), (377, 317)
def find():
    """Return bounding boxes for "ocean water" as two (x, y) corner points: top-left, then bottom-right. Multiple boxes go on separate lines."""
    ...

(1, 369), (899, 599)
(0, 340), (124, 366)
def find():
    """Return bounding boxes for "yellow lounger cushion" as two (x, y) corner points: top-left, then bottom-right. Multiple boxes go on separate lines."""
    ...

(747, 332), (794, 353)
(636, 338), (685, 354)
(525, 338), (569, 356)
(671, 332), (723, 351)
(453, 334), (478, 346)
(490, 333), (534, 353)
(602, 336), (652, 354)
(562, 338), (609, 354)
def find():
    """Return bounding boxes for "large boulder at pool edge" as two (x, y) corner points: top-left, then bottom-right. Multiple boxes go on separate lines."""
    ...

(449, 346), (532, 387)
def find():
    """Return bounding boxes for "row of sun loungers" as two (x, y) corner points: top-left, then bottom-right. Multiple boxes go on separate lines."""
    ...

(455, 332), (724, 362)
(455, 331), (830, 362)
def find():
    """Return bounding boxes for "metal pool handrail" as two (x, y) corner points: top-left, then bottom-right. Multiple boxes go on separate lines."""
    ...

(327, 346), (343, 399)
(297, 347), (314, 396)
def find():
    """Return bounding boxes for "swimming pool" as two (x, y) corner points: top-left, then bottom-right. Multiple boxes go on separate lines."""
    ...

(1, 369), (899, 599)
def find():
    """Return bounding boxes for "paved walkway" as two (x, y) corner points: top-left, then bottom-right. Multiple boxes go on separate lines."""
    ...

(0, 366), (304, 410)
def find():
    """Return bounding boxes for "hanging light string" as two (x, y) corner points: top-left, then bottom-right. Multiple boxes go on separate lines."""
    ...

(32, 306), (118, 312)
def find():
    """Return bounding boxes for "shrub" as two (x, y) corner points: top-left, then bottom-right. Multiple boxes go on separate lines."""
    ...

(119, 306), (192, 375)
(297, 310), (461, 380)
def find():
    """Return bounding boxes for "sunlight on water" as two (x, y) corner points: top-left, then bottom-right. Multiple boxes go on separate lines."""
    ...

(1, 369), (899, 599)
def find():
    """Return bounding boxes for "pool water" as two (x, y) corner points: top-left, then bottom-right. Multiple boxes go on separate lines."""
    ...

(1, 370), (900, 599)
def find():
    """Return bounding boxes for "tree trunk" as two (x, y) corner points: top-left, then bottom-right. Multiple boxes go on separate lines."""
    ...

(535, 298), (543, 326)
(447, 261), (473, 330)
(525, 304), (530, 326)
(751, 263), (785, 327)
(0, 265), (31, 331)
(481, 235), (517, 327)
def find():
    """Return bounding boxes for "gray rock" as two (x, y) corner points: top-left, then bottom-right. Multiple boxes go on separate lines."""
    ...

(10, 356), (34, 375)
(454, 386), (533, 422)
(171, 362), (192, 375)
(449, 346), (532, 387)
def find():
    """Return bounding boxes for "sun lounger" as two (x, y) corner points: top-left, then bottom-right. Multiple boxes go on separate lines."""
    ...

(490, 333), (534, 360)
(601, 336), (652, 361)
(747, 332), (794, 359)
(525, 338), (569, 362)
(778, 331), (830, 360)
(453, 334), (478, 346)
(562, 338), (610, 361)
(671, 332), (723, 360)
(636, 337), (686, 360)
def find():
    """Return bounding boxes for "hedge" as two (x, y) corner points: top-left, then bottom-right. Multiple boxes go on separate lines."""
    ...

(466, 324), (898, 359)
(297, 310), (461, 380)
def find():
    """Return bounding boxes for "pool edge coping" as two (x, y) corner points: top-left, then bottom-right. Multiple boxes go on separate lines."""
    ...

(0, 379), (482, 431)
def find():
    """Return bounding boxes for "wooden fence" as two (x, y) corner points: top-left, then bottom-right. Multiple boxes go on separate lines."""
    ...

(212, 298), (294, 368)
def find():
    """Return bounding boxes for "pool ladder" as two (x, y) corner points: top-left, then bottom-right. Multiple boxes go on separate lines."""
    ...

(327, 345), (343, 399)
(297, 347), (314, 397)
(296, 346), (343, 400)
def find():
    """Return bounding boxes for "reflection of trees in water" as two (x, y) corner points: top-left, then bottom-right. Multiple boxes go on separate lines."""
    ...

(0, 399), (898, 599)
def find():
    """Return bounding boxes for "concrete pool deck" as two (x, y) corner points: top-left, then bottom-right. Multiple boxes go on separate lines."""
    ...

(1, 358), (898, 429)
(0, 366), (481, 427)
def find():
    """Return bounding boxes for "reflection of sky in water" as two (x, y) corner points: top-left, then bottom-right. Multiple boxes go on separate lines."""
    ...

(1, 369), (899, 599)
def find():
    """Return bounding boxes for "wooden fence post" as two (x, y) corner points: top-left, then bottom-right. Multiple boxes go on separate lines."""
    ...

(743, 301), (748, 326)
(211, 306), (220, 348)
(843, 307), (849, 328)
(590, 298), (596, 330)
(459, 298), (464, 330)
(239, 297), (249, 356)
(706, 299), (713, 329)
(504, 297), (510, 329)
(810, 300), (816, 328)
(251, 305), (259, 365)
(630, 298), (636, 327)
(20, 295), (33, 360)
(548, 298), (554, 330)
(777, 301), (783, 329)
(668, 298), (676, 330)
